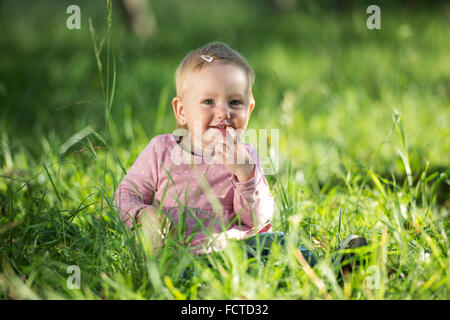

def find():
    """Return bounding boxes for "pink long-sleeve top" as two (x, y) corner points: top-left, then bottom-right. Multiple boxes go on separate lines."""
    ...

(114, 133), (273, 255)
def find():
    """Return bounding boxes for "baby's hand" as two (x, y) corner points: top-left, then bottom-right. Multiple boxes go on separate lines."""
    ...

(213, 127), (255, 182)
(139, 203), (169, 249)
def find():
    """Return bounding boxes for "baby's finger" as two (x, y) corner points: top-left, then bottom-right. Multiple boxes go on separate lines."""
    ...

(214, 142), (224, 153)
(226, 127), (238, 145)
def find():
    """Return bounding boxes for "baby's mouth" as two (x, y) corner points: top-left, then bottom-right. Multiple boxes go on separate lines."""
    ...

(208, 124), (234, 134)
(209, 121), (234, 130)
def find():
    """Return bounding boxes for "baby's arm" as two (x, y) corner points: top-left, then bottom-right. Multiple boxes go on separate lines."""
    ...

(231, 145), (273, 234)
(113, 139), (160, 229)
(204, 145), (273, 253)
(212, 128), (273, 234)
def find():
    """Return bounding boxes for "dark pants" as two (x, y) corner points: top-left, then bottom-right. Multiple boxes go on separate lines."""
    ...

(243, 231), (317, 267)
(180, 231), (317, 280)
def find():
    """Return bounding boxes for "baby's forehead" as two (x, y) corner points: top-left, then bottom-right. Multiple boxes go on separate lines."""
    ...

(183, 63), (251, 94)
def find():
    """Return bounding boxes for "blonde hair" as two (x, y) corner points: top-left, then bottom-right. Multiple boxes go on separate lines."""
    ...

(174, 42), (255, 99)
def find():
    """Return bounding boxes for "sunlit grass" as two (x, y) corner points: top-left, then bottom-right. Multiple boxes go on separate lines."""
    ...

(0, 0), (449, 299)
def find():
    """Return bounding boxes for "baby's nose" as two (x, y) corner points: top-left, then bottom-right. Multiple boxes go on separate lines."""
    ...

(215, 103), (231, 120)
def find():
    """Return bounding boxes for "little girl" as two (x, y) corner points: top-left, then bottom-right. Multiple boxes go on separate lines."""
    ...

(114, 42), (366, 271)
(114, 42), (275, 255)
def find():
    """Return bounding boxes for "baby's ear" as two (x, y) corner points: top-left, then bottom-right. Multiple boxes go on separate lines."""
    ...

(248, 95), (255, 116)
(172, 97), (186, 126)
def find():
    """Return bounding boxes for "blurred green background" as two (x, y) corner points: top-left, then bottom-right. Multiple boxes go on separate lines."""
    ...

(0, 0), (449, 300)
(1, 0), (449, 195)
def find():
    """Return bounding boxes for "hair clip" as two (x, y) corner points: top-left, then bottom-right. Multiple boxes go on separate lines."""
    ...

(200, 55), (214, 62)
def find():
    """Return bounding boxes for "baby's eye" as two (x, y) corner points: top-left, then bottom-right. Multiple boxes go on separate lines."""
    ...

(230, 100), (243, 106)
(201, 99), (214, 105)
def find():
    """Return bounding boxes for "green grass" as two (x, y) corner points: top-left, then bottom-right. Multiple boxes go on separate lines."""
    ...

(0, 0), (449, 299)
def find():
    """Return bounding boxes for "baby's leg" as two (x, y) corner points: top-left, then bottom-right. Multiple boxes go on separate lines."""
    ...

(180, 232), (316, 281)
(243, 232), (317, 267)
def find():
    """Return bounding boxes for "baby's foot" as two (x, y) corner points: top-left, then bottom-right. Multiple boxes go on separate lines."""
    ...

(332, 235), (369, 280)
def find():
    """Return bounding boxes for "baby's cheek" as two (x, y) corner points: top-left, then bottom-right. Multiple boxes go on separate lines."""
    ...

(235, 108), (249, 117)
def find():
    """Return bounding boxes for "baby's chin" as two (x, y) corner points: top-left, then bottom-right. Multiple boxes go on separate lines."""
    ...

(185, 129), (217, 147)
(204, 127), (225, 140)
(187, 127), (246, 148)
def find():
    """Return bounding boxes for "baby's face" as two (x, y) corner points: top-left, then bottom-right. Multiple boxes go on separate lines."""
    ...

(173, 63), (254, 149)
